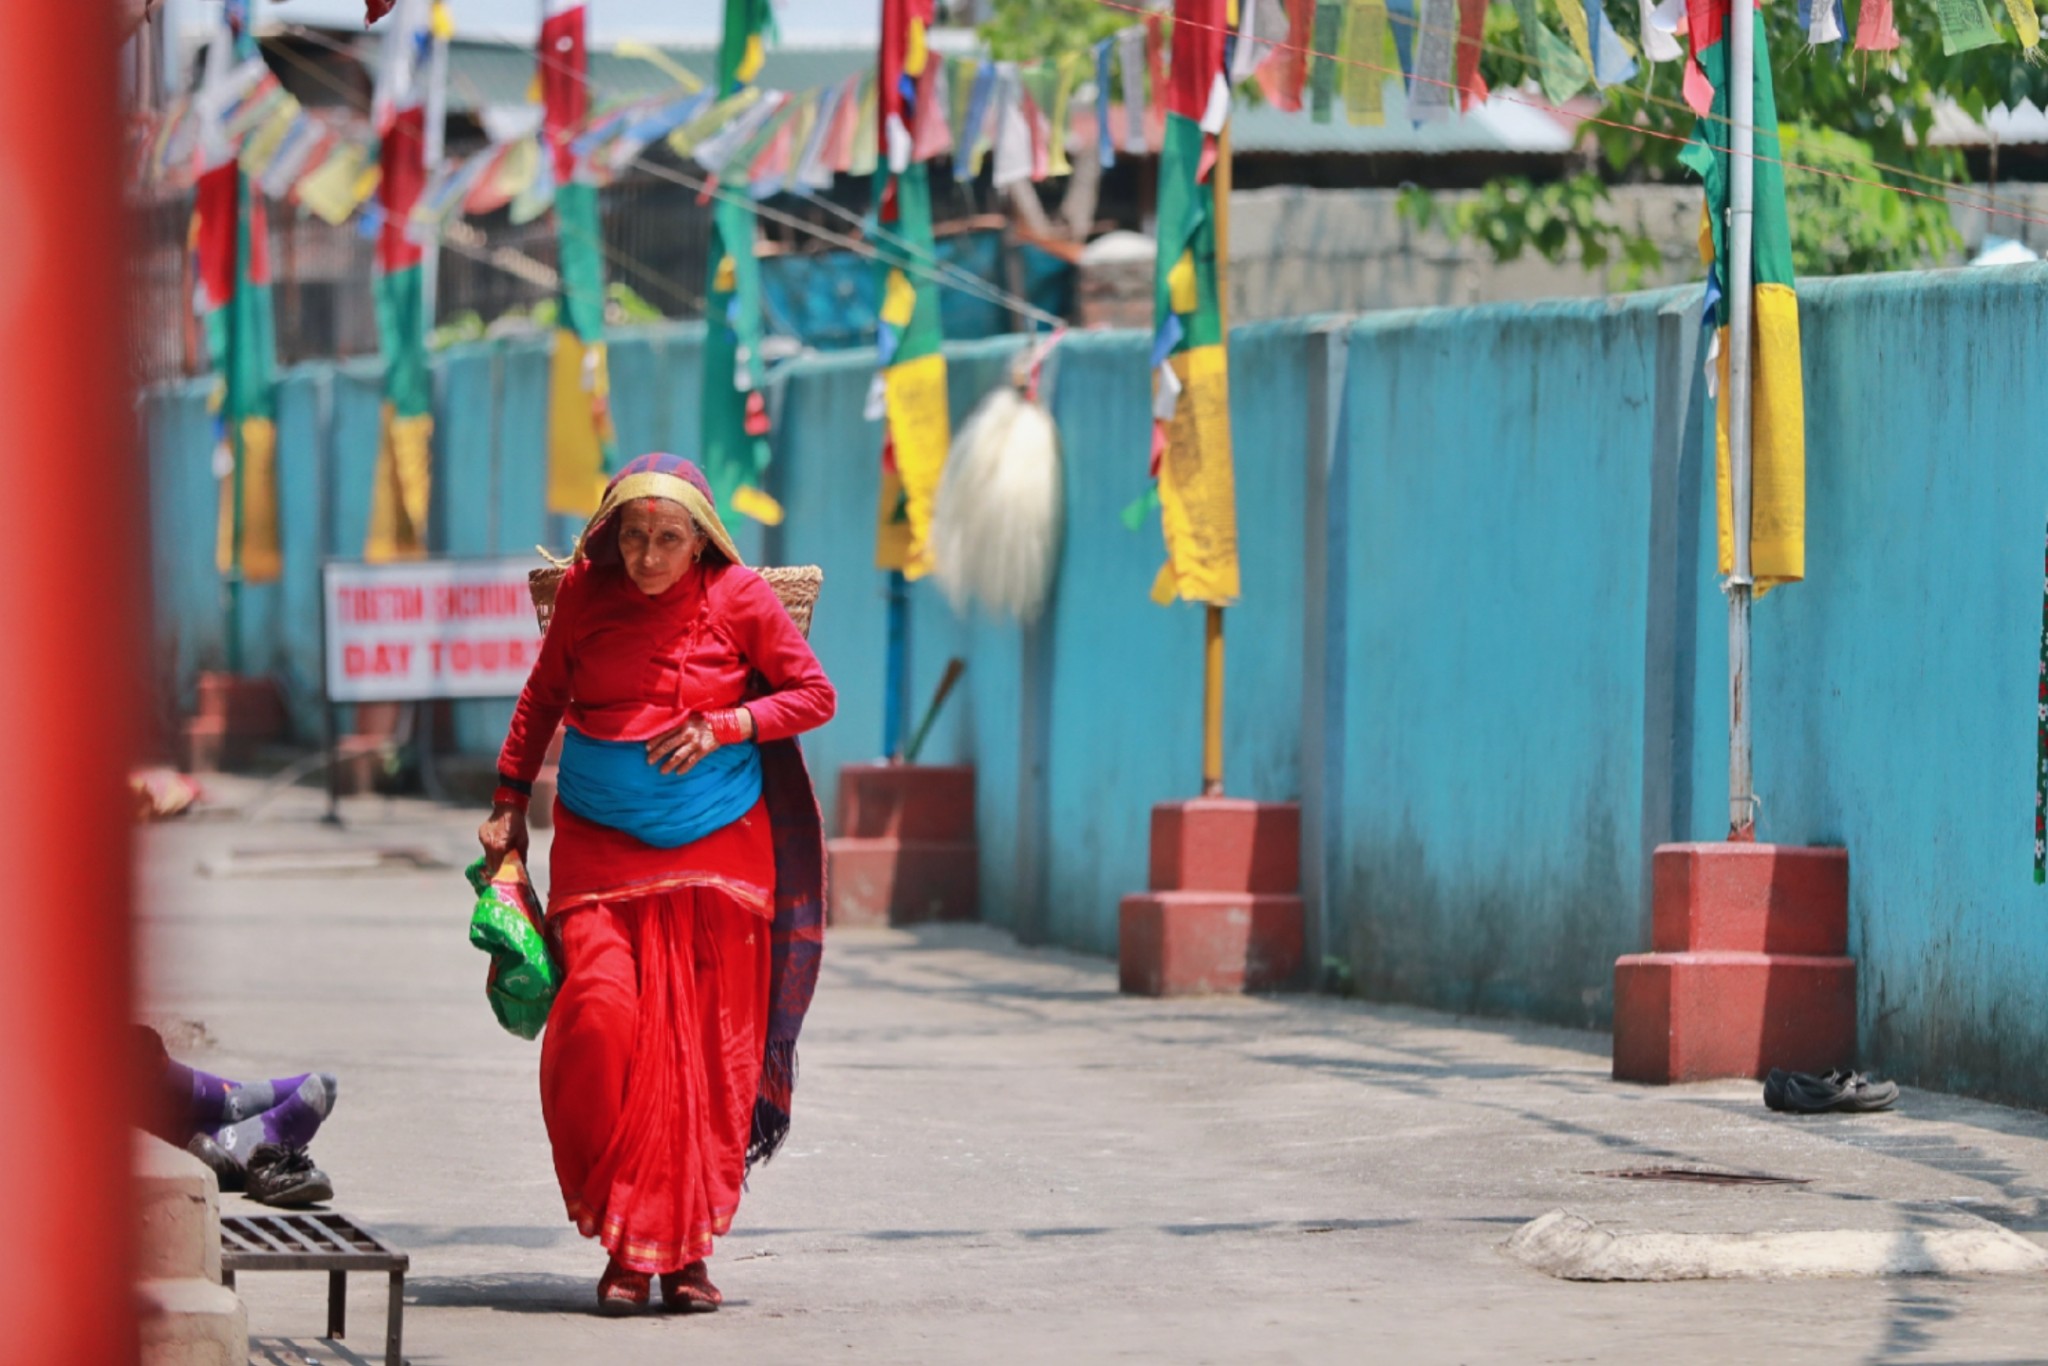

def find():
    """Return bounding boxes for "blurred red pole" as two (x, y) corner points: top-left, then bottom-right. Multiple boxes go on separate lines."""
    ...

(0, 1), (143, 1363)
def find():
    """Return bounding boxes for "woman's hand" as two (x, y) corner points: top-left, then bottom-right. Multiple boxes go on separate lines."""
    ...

(647, 707), (754, 776)
(478, 802), (529, 878)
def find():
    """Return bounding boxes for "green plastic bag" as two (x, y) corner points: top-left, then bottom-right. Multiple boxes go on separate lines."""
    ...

(465, 853), (560, 1040)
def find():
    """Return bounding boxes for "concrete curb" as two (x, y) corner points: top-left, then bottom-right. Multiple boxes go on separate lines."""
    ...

(1506, 1210), (2048, 1282)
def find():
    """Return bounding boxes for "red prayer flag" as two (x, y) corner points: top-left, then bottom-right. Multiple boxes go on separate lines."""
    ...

(378, 105), (427, 275)
(827, 75), (864, 173)
(1683, 0), (1725, 115)
(1026, 92), (1051, 180)
(1456, 0), (1490, 110)
(910, 63), (953, 161)
(1854, 0), (1902, 49)
(1169, 0), (1228, 122)
(1256, 0), (1316, 112)
(748, 114), (797, 187)
(246, 190), (272, 289)
(540, 1), (589, 181)
(879, 0), (936, 158)
(195, 162), (237, 312)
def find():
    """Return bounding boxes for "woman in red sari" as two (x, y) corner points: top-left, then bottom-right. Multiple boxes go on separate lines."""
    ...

(479, 454), (834, 1314)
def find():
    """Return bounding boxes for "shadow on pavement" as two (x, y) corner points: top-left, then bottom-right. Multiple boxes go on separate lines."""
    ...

(252, 1335), (446, 1365)
(406, 1272), (600, 1314)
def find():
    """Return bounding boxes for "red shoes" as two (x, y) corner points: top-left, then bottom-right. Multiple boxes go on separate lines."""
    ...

(659, 1261), (722, 1314)
(596, 1257), (721, 1315)
(596, 1258), (650, 1316)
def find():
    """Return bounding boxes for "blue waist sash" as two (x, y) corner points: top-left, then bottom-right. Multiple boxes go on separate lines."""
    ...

(556, 727), (763, 850)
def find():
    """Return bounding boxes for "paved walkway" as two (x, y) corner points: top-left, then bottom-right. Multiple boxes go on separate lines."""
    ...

(143, 782), (2048, 1364)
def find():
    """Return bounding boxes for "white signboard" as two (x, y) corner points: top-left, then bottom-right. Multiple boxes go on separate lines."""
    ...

(323, 558), (542, 702)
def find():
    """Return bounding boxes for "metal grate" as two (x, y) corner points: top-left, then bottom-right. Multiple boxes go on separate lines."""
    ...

(222, 1213), (409, 1365)
(1591, 1167), (1811, 1187)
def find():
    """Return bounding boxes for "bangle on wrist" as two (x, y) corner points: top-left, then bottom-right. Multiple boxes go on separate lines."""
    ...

(492, 785), (531, 812)
(704, 707), (751, 746)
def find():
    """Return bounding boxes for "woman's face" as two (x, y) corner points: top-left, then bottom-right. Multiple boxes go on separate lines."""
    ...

(616, 498), (706, 596)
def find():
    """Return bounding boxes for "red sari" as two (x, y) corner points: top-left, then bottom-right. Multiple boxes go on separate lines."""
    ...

(498, 558), (835, 1273)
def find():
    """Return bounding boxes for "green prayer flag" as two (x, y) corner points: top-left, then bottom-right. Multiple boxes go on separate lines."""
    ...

(874, 164), (946, 366)
(1154, 116), (1224, 353)
(1933, 0), (2002, 51)
(1342, 0), (1390, 126)
(374, 266), (431, 420)
(700, 0), (780, 518)
(1311, 2), (1344, 123)
(555, 182), (607, 347)
(1513, 0), (1592, 102)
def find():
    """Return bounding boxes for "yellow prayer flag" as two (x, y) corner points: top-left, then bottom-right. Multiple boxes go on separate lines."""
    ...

(1150, 561), (1179, 605)
(296, 142), (370, 226)
(238, 103), (299, 179)
(880, 269), (919, 329)
(1168, 251), (1200, 316)
(874, 468), (913, 572)
(1711, 286), (1806, 593)
(907, 17), (929, 77)
(217, 417), (283, 584)
(365, 406), (434, 563)
(615, 38), (706, 93)
(1555, 0), (1595, 67)
(1157, 344), (1240, 605)
(879, 352), (951, 579)
(731, 484), (786, 526)
(1343, 0), (1389, 126)
(2006, 0), (2041, 47)
(547, 329), (610, 516)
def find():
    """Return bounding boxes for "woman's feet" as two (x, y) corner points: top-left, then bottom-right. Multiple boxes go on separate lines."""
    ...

(659, 1261), (721, 1314)
(596, 1257), (651, 1316)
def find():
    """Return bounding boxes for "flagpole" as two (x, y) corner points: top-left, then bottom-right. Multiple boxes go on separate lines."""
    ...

(1726, 0), (1756, 839)
(421, 0), (451, 325)
(1201, 121), (1231, 798)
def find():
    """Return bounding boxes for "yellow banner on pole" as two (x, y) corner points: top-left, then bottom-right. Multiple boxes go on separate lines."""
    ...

(874, 350), (952, 578)
(216, 416), (283, 584)
(546, 329), (611, 517)
(1154, 343), (1240, 606)
(365, 405), (434, 563)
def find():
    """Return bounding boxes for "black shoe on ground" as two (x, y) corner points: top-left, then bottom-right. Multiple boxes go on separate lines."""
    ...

(245, 1144), (334, 1208)
(1763, 1067), (1899, 1114)
(186, 1133), (246, 1193)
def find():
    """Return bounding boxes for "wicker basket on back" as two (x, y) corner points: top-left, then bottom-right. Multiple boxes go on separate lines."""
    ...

(527, 564), (824, 639)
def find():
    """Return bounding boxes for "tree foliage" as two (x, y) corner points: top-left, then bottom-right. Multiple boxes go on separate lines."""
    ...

(978, 0), (2031, 279)
(1426, 0), (2045, 279)
(979, 0), (1129, 63)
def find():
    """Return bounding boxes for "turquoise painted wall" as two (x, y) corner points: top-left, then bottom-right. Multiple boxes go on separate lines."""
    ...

(1335, 297), (1665, 1028)
(143, 267), (2048, 1106)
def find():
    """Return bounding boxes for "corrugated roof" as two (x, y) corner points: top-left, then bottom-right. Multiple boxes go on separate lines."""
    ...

(1232, 82), (1579, 155)
(1927, 98), (2048, 147)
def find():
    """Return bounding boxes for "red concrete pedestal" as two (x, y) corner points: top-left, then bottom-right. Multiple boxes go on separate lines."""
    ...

(182, 672), (286, 772)
(827, 765), (978, 927)
(1613, 843), (1856, 1084)
(1119, 799), (1304, 996)
(335, 701), (405, 795)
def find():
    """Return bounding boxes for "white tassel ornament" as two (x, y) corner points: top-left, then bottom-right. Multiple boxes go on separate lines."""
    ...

(930, 378), (1063, 623)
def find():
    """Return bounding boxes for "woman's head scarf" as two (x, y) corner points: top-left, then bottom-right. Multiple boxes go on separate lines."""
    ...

(574, 454), (744, 568)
